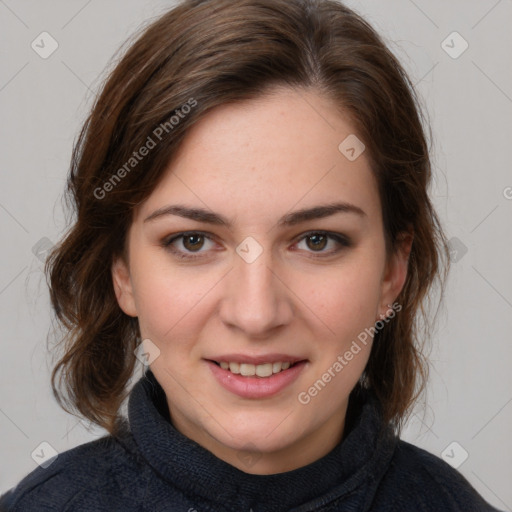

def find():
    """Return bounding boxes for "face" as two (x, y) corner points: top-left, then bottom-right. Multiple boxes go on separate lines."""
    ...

(112, 86), (410, 474)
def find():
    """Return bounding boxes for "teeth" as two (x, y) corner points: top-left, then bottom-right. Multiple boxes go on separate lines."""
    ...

(240, 363), (256, 376)
(256, 363), (273, 377)
(218, 361), (295, 377)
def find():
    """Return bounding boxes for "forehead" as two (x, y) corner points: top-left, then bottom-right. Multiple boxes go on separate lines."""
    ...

(136, 87), (381, 228)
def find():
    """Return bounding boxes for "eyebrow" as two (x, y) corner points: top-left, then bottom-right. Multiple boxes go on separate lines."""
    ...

(144, 201), (366, 228)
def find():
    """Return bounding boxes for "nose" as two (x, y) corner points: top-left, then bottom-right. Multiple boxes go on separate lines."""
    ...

(219, 245), (294, 338)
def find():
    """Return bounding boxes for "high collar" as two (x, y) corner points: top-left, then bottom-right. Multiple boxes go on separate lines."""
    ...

(128, 368), (398, 511)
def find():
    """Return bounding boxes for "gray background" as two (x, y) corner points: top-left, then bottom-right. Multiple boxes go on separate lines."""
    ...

(0, 0), (511, 509)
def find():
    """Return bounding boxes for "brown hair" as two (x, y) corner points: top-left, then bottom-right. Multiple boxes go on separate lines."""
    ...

(47, 0), (449, 436)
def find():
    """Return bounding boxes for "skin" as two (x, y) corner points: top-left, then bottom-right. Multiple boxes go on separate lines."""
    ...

(112, 86), (412, 475)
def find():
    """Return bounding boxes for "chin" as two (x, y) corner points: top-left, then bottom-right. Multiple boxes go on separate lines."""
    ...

(225, 433), (293, 455)
(211, 414), (305, 452)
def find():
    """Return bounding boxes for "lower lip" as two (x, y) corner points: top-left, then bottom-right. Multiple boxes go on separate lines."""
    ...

(206, 360), (307, 399)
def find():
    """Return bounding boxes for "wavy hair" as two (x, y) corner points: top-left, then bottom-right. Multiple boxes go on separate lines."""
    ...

(46, 0), (450, 436)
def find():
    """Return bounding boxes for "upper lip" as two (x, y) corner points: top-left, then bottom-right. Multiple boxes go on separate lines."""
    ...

(207, 353), (307, 365)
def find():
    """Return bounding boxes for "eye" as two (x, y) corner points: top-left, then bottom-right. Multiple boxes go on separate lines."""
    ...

(295, 231), (351, 257)
(162, 231), (216, 260)
(162, 230), (351, 261)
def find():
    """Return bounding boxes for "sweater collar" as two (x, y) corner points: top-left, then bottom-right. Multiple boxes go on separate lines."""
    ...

(128, 368), (397, 511)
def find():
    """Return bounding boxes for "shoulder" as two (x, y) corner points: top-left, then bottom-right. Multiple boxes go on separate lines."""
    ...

(0, 425), (149, 512)
(372, 438), (502, 511)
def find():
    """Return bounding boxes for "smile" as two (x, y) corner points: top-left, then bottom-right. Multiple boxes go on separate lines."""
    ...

(214, 361), (294, 377)
(206, 359), (308, 399)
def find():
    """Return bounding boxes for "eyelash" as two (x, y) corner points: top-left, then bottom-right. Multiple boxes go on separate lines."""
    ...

(161, 230), (352, 261)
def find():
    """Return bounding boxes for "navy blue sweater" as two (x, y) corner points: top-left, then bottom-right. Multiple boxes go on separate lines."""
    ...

(0, 369), (502, 511)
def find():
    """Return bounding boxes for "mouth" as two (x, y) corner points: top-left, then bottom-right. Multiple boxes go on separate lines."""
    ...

(205, 356), (308, 399)
(209, 360), (303, 378)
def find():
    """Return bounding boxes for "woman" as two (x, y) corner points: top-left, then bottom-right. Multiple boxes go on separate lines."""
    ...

(0, 0), (502, 510)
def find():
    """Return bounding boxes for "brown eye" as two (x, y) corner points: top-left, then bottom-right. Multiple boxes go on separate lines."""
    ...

(182, 234), (205, 252)
(162, 231), (216, 260)
(305, 233), (328, 251)
(295, 231), (352, 258)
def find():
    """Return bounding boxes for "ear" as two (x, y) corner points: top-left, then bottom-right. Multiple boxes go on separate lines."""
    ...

(111, 255), (138, 317)
(378, 230), (413, 318)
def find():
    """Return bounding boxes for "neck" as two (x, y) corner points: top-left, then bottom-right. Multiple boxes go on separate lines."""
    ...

(168, 400), (348, 475)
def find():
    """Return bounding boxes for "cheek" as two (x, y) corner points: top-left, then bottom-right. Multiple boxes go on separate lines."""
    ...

(302, 259), (384, 337)
(130, 259), (217, 346)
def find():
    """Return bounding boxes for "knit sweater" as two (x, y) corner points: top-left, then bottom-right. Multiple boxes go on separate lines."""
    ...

(0, 369), (502, 511)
